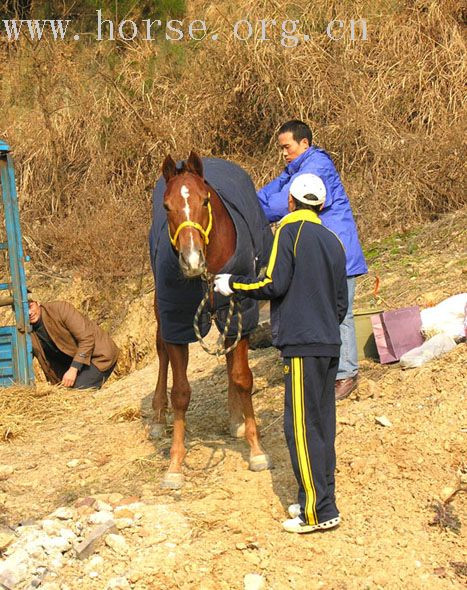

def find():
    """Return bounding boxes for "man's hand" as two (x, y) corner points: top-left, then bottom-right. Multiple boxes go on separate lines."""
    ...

(61, 367), (78, 388)
(214, 274), (233, 296)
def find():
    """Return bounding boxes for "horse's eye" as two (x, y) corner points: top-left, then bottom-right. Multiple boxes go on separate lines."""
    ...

(163, 202), (170, 211)
(203, 197), (209, 207)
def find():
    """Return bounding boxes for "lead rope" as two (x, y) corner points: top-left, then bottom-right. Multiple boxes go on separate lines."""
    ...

(193, 272), (243, 356)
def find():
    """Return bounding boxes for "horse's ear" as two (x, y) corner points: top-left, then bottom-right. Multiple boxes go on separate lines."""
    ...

(162, 155), (177, 182)
(185, 151), (204, 178)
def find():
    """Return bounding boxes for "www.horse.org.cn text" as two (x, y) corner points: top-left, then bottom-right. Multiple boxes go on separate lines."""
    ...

(0, 12), (368, 46)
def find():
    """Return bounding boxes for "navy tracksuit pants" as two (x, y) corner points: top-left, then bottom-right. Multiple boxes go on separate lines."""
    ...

(283, 356), (339, 525)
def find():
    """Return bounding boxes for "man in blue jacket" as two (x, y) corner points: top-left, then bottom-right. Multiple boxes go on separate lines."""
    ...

(214, 174), (347, 533)
(257, 120), (367, 400)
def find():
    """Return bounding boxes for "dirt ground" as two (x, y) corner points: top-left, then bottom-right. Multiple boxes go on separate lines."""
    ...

(0, 210), (466, 589)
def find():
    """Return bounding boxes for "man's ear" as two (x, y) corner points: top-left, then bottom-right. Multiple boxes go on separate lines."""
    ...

(300, 137), (310, 148)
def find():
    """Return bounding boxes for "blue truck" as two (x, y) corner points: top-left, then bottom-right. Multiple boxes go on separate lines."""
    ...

(0, 140), (34, 385)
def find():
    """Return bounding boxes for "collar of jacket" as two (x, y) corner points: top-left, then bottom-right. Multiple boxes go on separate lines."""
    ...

(285, 146), (315, 175)
(279, 209), (322, 227)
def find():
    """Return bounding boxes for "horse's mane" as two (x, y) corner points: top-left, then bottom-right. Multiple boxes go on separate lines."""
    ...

(174, 161), (194, 176)
(169, 161), (211, 189)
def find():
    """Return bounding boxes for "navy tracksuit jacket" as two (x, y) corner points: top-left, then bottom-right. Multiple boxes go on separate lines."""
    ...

(229, 209), (348, 354)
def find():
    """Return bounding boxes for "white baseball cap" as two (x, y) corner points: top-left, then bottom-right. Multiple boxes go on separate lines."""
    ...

(289, 174), (326, 206)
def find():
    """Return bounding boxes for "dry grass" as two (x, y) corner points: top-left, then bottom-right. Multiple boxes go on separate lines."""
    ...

(109, 405), (141, 423)
(0, 0), (465, 305)
(0, 384), (75, 441)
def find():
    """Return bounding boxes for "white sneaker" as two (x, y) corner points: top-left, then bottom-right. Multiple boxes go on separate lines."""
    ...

(282, 515), (340, 534)
(288, 504), (301, 518)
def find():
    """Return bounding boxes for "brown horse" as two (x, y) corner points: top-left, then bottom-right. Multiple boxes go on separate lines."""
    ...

(150, 151), (272, 489)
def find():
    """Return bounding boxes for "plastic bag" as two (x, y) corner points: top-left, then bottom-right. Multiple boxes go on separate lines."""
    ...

(420, 293), (467, 341)
(399, 333), (457, 369)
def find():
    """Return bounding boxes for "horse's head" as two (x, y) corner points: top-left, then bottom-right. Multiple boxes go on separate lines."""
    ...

(162, 151), (212, 278)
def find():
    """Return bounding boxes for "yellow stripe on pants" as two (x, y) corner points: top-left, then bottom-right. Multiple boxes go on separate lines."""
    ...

(291, 357), (318, 524)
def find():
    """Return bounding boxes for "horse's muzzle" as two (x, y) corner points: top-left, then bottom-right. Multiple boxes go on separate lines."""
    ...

(179, 249), (206, 278)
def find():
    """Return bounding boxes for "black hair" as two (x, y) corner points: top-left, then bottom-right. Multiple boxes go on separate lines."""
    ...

(278, 120), (312, 145)
(292, 196), (322, 214)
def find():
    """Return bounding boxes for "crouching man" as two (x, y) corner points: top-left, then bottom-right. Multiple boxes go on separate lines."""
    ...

(214, 174), (348, 533)
(28, 297), (119, 389)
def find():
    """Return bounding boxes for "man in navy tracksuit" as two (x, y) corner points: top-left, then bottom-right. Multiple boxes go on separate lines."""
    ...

(214, 174), (348, 533)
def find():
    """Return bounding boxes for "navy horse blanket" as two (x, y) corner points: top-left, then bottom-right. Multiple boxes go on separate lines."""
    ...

(149, 157), (273, 344)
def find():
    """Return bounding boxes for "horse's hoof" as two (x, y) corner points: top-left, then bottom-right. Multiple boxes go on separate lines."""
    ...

(148, 423), (166, 440)
(230, 422), (246, 438)
(249, 454), (273, 472)
(160, 472), (185, 489)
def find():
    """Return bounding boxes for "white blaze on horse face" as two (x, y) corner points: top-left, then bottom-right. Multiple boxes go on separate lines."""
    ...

(187, 245), (202, 271)
(181, 185), (191, 220)
(179, 184), (203, 272)
(188, 232), (198, 267)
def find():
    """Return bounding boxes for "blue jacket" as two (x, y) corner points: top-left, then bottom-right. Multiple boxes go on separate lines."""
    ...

(229, 210), (348, 358)
(257, 147), (368, 277)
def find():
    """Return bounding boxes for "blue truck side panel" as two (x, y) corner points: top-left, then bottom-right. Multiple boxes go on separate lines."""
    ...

(0, 140), (34, 386)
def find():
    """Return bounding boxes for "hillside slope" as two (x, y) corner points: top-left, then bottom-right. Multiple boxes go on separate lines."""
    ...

(0, 210), (465, 589)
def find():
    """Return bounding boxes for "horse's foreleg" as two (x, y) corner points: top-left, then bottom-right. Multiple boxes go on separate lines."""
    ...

(226, 337), (272, 472)
(161, 343), (191, 489)
(227, 354), (246, 439)
(150, 293), (169, 439)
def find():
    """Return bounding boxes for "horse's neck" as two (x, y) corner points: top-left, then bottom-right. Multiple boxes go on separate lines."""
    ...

(206, 188), (236, 274)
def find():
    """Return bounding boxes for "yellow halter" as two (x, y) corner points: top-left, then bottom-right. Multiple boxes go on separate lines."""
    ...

(168, 195), (213, 249)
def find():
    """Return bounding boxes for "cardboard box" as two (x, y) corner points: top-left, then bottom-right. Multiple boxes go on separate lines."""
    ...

(355, 309), (383, 361)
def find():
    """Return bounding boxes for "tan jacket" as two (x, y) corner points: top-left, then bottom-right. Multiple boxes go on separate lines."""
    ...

(30, 301), (119, 384)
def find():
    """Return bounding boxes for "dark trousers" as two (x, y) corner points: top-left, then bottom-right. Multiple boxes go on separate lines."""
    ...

(283, 356), (339, 525)
(73, 363), (115, 390)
